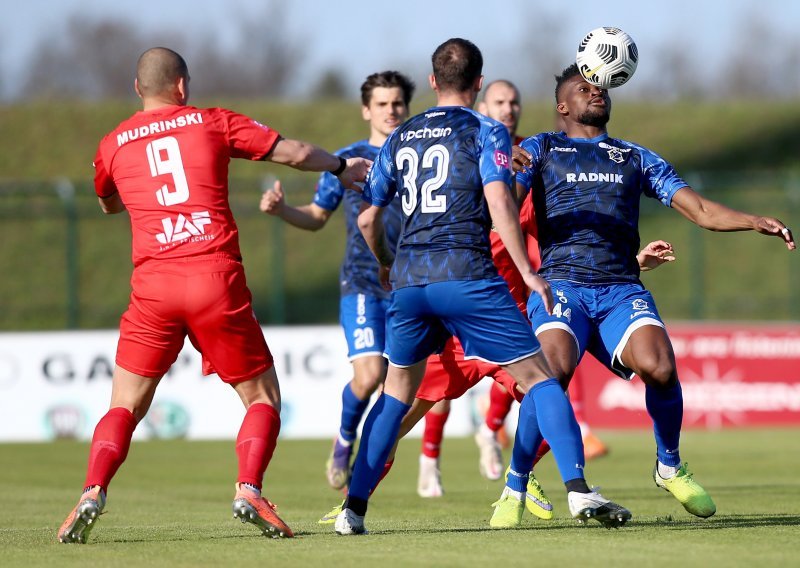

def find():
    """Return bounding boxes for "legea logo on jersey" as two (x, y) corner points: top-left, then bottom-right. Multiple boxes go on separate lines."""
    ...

(494, 150), (510, 168)
(156, 211), (212, 244)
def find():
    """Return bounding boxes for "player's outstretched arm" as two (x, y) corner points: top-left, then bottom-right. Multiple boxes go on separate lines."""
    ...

(671, 186), (795, 250)
(638, 240), (676, 272)
(259, 180), (332, 231)
(266, 138), (371, 191)
(485, 181), (553, 314)
(357, 204), (393, 291)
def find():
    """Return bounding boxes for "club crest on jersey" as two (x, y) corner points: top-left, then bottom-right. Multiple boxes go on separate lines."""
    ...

(156, 211), (212, 245)
(632, 299), (649, 311)
(599, 142), (630, 164)
(494, 150), (510, 168)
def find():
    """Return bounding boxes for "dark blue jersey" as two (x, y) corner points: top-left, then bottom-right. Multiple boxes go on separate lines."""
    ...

(313, 140), (402, 299)
(516, 132), (687, 285)
(363, 106), (513, 289)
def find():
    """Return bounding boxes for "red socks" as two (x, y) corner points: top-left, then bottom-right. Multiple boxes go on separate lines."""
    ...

(485, 382), (515, 431)
(532, 439), (551, 467)
(84, 407), (137, 491)
(421, 410), (449, 459)
(369, 460), (394, 496)
(236, 403), (281, 489)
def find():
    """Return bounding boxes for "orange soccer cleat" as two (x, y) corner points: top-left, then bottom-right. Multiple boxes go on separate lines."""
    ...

(232, 483), (294, 538)
(582, 432), (609, 461)
(58, 486), (106, 544)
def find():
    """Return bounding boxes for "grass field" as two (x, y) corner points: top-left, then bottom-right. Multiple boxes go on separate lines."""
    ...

(1, 429), (799, 567)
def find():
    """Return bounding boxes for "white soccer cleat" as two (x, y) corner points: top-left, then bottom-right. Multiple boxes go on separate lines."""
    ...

(334, 507), (367, 535)
(417, 454), (444, 498)
(474, 425), (503, 480)
(567, 490), (632, 529)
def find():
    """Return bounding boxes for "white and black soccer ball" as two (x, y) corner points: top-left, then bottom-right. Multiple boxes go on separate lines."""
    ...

(576, 27), (638, 89)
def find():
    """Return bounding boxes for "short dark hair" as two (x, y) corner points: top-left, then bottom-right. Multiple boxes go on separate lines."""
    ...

(136, 47), (188, 96)
(360, 71), (416, 107)
(555, 63), (582, 102)
(431, 38), (483, 93)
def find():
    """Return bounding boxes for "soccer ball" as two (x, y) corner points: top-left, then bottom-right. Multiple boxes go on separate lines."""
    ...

(576, 27), (638, 89)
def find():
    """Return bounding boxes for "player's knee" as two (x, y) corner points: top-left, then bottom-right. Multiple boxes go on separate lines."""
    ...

(637, 357), (677, 388)
(351, 373), (383, 397)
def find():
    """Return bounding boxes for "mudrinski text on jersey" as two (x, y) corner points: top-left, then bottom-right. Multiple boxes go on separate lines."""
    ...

(116, 112), (204, 147)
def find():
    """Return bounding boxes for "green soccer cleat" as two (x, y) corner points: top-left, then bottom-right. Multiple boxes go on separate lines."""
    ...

(525, 474), (554, 520)
(504, 466), (554, 520)
(489, 487), (525, 528)
(653, 462), (716, 518)
(319, 500), (344, 524)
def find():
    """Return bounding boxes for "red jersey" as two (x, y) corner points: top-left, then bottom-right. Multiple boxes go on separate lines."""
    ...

(93, 105), (280, 266)
(489, 134), (540, 311)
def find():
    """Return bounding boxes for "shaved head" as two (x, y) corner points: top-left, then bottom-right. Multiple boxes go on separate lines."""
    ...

(136, 47), (188, 97)
(483, 79), (520, 102)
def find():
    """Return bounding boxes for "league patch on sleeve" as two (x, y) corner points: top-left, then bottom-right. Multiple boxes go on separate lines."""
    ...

(494, 150), (510, 168)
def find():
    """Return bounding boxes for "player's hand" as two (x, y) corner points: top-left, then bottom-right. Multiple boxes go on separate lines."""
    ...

(522, 273), (553, 315)
(378, 265), (392, 291)
(259, 180), (285, 215)
(511, 145), (532, 174)
(753, 217), (796, 251)
(338, 157), (373, 192)
(638, 240), (676, 271)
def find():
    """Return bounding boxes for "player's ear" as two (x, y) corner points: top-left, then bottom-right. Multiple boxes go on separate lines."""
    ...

(428, 74), (437, 91)
(361, 105), (371, 122)
(475, 75), (484, 92)
(134, 78), (143, 99)
(556, 101), (568, 117)
(176, 77), (189, 104)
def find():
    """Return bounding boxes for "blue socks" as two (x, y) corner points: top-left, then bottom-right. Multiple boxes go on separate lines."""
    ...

(646, 381), (683, 467)
(339, 383), (370, 443)
(509, 378), (585, 489)
(347, 393), (411, 506)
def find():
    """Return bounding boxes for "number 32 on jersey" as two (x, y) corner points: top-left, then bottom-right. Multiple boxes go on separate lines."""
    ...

(396, 144), (450, 215)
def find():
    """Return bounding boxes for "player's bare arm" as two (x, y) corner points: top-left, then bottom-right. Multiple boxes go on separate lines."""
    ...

(357, 204), (393, 291)
(511, 145), (532, 174)
(259, 179), (332, 231)
(484, 180), (553, 314)
(266, 138), (372, 191)
(98, 192), (126, 214)
(638, 240), (676, 271)
(671, 186), (795, 250)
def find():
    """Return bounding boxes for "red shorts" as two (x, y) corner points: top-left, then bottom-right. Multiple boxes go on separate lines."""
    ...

(416, 337), (523, 403)
(116, 254), (273, 383)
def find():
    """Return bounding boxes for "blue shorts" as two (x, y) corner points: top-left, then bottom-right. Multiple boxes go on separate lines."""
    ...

(386, 278), (540, 367)
(527, 280), (665, 379)
(340, 293), (391, 360)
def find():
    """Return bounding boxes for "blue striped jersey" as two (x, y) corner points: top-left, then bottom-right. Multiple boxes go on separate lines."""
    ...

(313, 140), (402, 299)
(363, 106), (513, 289)
(516, 131), (687, 284)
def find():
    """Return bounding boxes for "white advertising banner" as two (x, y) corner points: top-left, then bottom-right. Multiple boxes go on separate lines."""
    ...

(0, 327), (486, 441)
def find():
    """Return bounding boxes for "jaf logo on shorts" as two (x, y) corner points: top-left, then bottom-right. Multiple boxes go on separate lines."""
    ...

(494, 150), (510, 168)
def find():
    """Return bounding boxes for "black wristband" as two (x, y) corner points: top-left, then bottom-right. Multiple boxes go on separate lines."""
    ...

(331, 156), (347, 176)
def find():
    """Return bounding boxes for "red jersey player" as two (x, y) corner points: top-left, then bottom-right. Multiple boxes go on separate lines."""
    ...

(57, 47), (369, 544)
